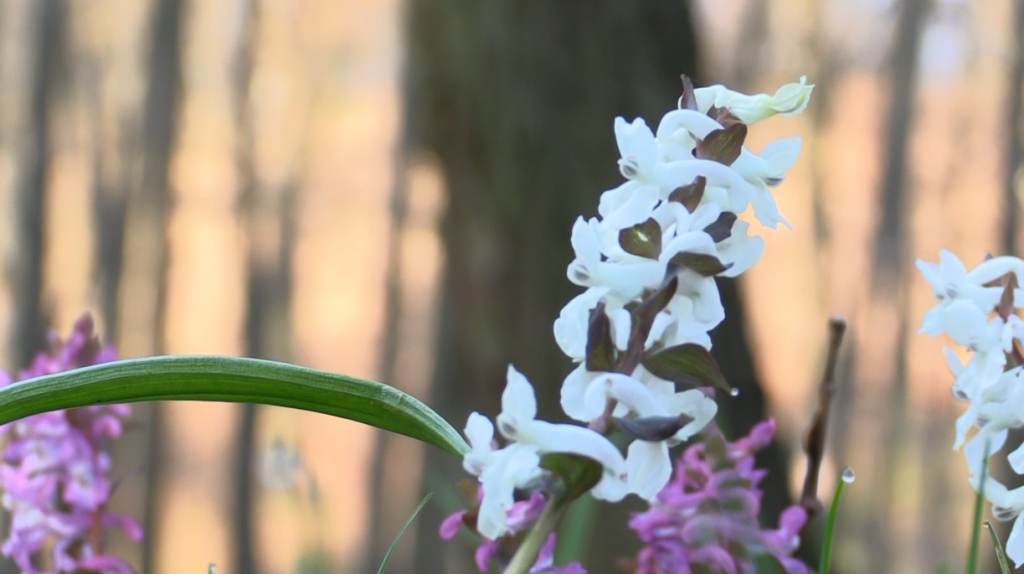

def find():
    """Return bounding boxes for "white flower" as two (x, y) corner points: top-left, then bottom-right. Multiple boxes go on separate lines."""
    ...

(553, 287), (611, 361)
(581, 373), (717, 498)
(956, 368), (1024, 475)
(966, 255), (1024, 290)
(460, 412), (543, 539)
(560, 365), (602, 422)
(476, 443), (543, 539)
(615, 117), (661, 184)
(976, 476), (1024, 568)
(567, 217), (665, 299)
(917, 250), (1002, 335)
(645, 293), (717, 350)
(714, 219), (765, 278)
(731, 138), (802, 189)
(730, 139), (802, 230)
(463, 412), (496, 476)
(496, 366), (630, 501)
(655, 108), (722, 147)
(598, 181), (661, 231)
(937, 300), (1012, 399)
(693, 76), (814, 124)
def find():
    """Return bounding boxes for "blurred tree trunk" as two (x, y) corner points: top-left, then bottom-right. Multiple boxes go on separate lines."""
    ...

(229, 1), (261, 573)
(8, 0), (65, 369)
(91, 135), (129, 339)
(129, 0), (185, 571)
(2, 5), (65, 573)
(365, 2), (792, 572)
(860, 0), (929, 570)
(1003, 0), (1024, 255)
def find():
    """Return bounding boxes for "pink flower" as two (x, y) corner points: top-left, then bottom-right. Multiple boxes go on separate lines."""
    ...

(0, 313), (141, 574)
(628, 420), (808, 574)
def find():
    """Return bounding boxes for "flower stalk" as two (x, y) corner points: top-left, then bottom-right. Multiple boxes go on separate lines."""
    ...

(966, 440), (990, 574)
(503, 495), (569, 574)
(440, 75), (814, 573)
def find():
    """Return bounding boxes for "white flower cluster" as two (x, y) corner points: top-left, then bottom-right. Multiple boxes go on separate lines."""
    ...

(917, 250), (1024, 566)
(462, 77), (813, 540)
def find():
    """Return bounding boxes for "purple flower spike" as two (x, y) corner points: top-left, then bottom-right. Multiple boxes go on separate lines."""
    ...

(628, 420), (809, 574)
(0, 313), (141, 574)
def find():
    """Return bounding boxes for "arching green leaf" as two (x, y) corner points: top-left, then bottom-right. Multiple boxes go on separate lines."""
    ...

(0, 355), (469, 458)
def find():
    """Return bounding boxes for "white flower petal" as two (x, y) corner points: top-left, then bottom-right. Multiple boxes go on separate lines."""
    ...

(602, 184), (661, 230)
(939, 300), (992, 349)
(518, 420), (627, 476)
(1008, 513), (1024, 568)
(609, 307), (632, 351)
(476, 444), (542, 539)
(463, 413), (495, 475)
(656, 109), (723, 141)
(717, 220), (764, 278)
(695, 77), (814, 124)
(626, 439), (672, 499)
(561, 366), (601, 422)
(964, 429), (1006, 478)
(554, 287), (610, 360)
(943, 346), (965, 378)
(502, 365), (538, 425)
(1008, 442), (1024, 475)
(615, 117), (659, 181)
(666, 390), (718, 440)
(954, 405), (977, 450)
(591, 472), (630, 502)
(760, 138), (802, 181)
(588, 374), (666, 417)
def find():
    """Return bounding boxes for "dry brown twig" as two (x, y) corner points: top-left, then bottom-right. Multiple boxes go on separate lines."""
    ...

(800, 316), (847, 515)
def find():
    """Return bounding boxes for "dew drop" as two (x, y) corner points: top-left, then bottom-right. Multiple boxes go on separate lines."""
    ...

(729, 388), (740, 397)
(841, 466), (855, 484)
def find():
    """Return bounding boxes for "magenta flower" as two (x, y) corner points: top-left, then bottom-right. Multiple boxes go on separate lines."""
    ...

(627, 420), (808, 574)
(0, 314), (141, 574)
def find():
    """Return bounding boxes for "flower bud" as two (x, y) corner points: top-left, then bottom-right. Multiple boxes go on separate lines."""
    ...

(613, 413), (694, 442)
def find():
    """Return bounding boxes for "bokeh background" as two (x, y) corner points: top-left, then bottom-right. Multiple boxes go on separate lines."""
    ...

(0, 0), (1020, 573)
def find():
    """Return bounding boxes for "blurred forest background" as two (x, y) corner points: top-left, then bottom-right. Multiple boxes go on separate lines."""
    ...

(0, 0), (1021, 574)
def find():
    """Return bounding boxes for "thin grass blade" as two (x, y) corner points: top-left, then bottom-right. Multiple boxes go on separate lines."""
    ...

(377, 493), (433, 574)
(819, 467), (853, 574)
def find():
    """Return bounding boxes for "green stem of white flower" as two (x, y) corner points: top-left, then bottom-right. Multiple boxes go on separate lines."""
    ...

(965, 440), (991, 574)
(504, 494), (568, 574)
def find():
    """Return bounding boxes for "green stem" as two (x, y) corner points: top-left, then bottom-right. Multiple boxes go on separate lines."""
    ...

(819, 471), (850, 574)
(504, 495), (568, 574)
(966, 440), (991, 574)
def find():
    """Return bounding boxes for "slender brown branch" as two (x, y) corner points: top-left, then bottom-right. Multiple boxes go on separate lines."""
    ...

(800, 315), (847, 515)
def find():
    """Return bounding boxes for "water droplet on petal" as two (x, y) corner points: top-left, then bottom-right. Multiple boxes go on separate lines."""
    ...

(729, 388), (740, 397)
(841, 466), (855, 484)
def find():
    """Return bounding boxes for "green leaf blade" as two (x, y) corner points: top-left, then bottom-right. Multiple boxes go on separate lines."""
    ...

(985, 521), (1012, 574)
(0, 355), (469, 458)
(641, 343), (728, 391)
